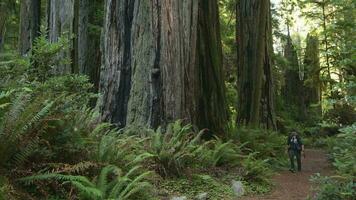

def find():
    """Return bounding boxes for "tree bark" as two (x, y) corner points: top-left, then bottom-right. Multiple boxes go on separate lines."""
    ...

(236, 0), (276, 129)
(47, 0), (102, 87)
(99, 0), (227, 132)
(304, 34), (321, 114)
(48, 0), (75, 74)
(282, 36), (307, 121)
(76, 0), (102, 90)
(19, 0), (41, 55)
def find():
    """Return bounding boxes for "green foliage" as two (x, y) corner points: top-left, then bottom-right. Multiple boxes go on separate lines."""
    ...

(94, 128), (151, 171)
(29, 26), (70, 82)
(231, 127), (286, 161)
(145, 121), (204, 177)
(312, 124), (356, 199)
(327, 124), (356, 177)
(241, 155), (273, 186)
(19, 165), (153, 200)
(324, 80), (356, 126)
(0, 54), (30, 89)
(197, 138), (244, 167)
(310, 174), (355, 200)
(0, 74), (95, 168)
(161, 174), (234, 199)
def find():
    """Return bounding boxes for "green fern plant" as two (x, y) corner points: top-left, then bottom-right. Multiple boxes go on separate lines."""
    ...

(19, 165), (153, 200)
(196, 138), (246, 167)
(0, 91), (54, 167)
(146, 120), (205, 177)
(241, 154), (272, 185)
(94, 128), (152, 171)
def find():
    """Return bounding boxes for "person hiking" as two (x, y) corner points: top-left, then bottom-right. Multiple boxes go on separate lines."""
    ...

(287, 131), (304, 173)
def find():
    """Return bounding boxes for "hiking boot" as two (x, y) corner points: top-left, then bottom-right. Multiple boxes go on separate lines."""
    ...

(289, 168), (295, 173)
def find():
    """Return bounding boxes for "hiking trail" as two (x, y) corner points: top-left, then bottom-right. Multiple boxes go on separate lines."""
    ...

(241, 149), (333, 200)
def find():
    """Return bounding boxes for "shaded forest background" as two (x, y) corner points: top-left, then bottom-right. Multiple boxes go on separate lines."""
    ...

(0, 0), (355, 199)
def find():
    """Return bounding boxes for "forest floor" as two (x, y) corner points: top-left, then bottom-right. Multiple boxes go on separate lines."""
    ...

(241, 149), (333, 200)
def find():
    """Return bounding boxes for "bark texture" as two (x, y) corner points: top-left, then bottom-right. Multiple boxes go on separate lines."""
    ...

(99, 0), (227, 132)
(48, 0), (75, 74)
(75, 0), (102, 90)
(19, 0), (41, 55)
(236, 0), (276, 129)
(47, 0), (102, 86)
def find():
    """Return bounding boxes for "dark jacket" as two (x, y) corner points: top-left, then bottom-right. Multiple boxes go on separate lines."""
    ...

(287, 134), (303, 151)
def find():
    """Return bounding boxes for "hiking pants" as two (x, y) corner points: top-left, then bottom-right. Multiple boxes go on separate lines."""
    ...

(288, 149), (301, 171)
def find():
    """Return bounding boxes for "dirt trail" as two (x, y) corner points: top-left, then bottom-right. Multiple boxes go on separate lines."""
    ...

(241, 149), (333, 200)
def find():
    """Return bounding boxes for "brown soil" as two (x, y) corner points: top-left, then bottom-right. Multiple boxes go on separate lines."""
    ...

(241, 149), (333, 200)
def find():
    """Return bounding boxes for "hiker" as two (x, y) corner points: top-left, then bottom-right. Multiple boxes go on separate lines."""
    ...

(287, 131), (304, 172)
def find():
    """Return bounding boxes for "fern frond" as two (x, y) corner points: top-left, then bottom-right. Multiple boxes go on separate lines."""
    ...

(70, 181), (103, 200)
(11, 137), (40, 166)
(18, 173), (94, 187)
(97, 165), (121, 194)
(20, 100), (53, 136)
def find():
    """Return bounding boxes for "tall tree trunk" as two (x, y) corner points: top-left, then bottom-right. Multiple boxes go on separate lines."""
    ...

(99, 0), (227, 132)
(282, 36), (307, 121)
(196, 0), (227, 132)
(76, 0), (102, 91)
(19, 0), (41, 55)
(236, 0), (276, 129)
(48, 0), (75, 74)
(304, 34), (321, 114)
(0, 3), (7, 52)
(48, 0), (102, 87)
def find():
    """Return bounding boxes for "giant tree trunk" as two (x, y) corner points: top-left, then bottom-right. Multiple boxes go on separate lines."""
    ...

(19, 0), (41, 55)
(282, 36), (307, 121)
(99, 0), (227, 132)
(236, 0), (276, 129)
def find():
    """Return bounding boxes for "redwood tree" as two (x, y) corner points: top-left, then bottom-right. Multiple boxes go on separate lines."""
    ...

(304, 33), (321, 114)
(236, 0), (276, 129)
(47, 0), (102, 86)
(19, 0), (41, 55)
(282, 35), (307, 121)
(99, 0), (227, 132)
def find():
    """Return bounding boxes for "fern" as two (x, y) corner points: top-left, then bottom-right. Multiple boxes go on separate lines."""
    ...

(18, 165), (153, 200)
(146, 121), (204, 177)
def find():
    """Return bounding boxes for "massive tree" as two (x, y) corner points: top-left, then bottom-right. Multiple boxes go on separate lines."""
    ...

(236, 0), (276, 129)
(19, 0), (41, 55)
(99, 0), (227, 132)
